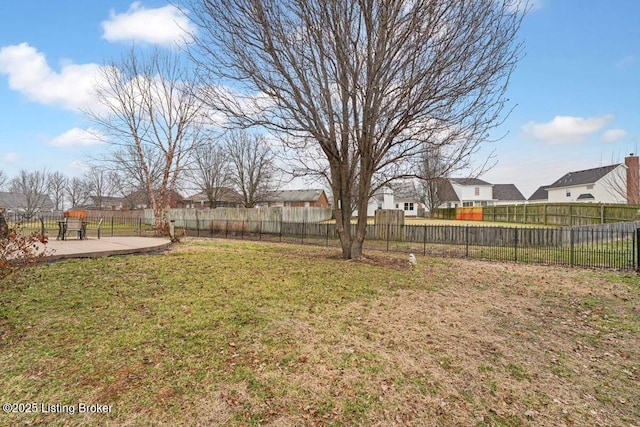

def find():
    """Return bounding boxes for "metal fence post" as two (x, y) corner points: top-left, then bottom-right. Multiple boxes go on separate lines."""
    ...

(386, 223), (390, 251)
(514, 226), (518, 262)
(465, 225), (469, 257)
(138, 218), (142, 236)
(226, 220), (229, 239)
(326, 223), (329, 247)
(423, 225), (427, 256)
(570, 227), (575, 267)
(636, 228), (640, 271)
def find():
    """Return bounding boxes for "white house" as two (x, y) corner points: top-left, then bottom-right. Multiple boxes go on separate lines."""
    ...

(438, 179), (525, 208)
(391, 185), (421, 216)
(357, 185), (422, 217)
(365, 186), (395, 216)
(527, 155), (638, 204)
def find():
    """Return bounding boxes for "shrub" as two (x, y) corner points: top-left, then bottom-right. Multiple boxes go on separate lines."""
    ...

(0, 214), (48, 282)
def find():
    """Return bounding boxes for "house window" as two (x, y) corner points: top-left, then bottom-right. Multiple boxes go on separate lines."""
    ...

(480, 201), (488, 207)
(395, 204), (399, 209)
(474, 187), (480, 196)
(566, 190), (571, 197)
(377, 202), (382, 210)
(404, 202), (414, 211)
(463, 201), (473, 207)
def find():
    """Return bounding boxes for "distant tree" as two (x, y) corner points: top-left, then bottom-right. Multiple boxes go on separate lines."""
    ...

(87, 47), (204, 231)
(83, 168), (117, 209)
(225, 130), (278, 208)
(66, 177), (92, 209)
(47, 171), (68, 212)
(187, 141), (232, 208)
(9, 169), (50, 219)
(0, 170), (7, 191)
(189, 0), (525, 259)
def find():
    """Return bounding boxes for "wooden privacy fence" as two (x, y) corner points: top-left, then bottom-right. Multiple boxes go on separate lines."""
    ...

(150, 207), (333, 228)
(484, 203), (640, 226)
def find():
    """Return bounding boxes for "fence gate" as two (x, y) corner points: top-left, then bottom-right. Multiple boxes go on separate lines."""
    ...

(375, 209), (404, 241)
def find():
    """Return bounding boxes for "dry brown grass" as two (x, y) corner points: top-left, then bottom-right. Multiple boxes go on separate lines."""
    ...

(1, 239), (638, 426)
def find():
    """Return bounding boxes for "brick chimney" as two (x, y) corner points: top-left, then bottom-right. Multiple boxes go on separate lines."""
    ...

(625, 154), (639, 204)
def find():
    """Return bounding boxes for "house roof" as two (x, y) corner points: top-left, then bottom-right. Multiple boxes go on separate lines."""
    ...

(268, 189), (326, 202)
(528, 186), (549, 201)
(577, 193), (595, 200)
(126, 189), (184, 205)
(0, 191), (54, 211)
(449, 177), (492, 186)
(184, 188), (242, 203)
(547, 164), (621, 189)
(437, 180), (460, 202)
(0, 192), (26, 208)
(392, 184), (420, 201)
(493, 184), (525, 201)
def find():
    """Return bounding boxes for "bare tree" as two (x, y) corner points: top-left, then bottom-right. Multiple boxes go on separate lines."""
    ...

(189, 0), (525, 259)
(225, 130), (278, 208)
(9, 169), (51, 218)
(87, 47), (205, 231)
(47, 171), (68, 212)
(0, 170), (7, 191)
(66, 177), (92, 209)
(187, 140), (232, 208)
(83, 168), (118, 209)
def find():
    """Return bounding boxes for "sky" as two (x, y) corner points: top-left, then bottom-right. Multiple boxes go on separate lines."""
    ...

(0, 0), (638, 199)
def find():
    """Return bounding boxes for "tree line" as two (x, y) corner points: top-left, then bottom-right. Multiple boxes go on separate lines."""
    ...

(0, 129), (280, 218)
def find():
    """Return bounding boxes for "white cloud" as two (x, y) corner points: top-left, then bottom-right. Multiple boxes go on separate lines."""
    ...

(601, 129), (627, 144)
(616, 55), (636, 69)
(1, 152), (20, 164)
(49, 127), (105, 148)
(522, 115), (613, 144)
(101, 2), (195, 47)
(69, 160), (91, 172)
(0, 43), (102, 111)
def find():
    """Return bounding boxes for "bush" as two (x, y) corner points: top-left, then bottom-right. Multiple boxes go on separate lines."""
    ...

(0, 214), (48, 282)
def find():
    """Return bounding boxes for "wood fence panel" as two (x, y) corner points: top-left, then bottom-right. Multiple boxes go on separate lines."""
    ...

(485, 203), (640, 226)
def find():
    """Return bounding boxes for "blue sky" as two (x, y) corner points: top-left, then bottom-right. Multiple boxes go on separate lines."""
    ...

(0, 1), (638, 198)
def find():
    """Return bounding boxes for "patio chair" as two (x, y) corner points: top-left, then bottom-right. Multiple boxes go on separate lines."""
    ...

(63, 217), (86, 240)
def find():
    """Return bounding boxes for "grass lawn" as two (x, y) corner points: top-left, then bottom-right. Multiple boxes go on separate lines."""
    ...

(1, 239), (639, 426)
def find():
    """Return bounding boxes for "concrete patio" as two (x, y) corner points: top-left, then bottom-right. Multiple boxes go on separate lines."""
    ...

(43, 236), (172, 261)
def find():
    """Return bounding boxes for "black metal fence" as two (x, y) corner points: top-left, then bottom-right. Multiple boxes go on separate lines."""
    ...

(8, 214), (156, 239)
(170, 219), (639, 271)
(8, 214), (640, 271)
